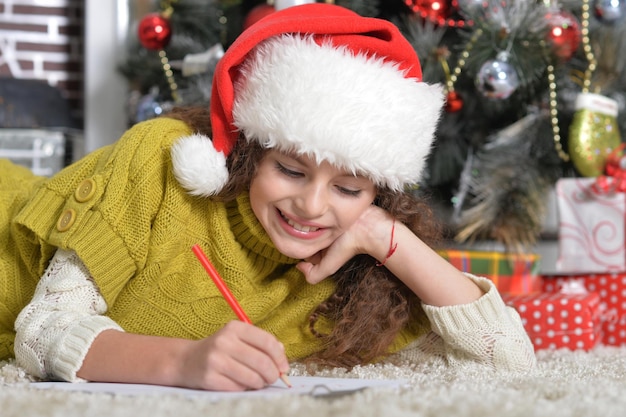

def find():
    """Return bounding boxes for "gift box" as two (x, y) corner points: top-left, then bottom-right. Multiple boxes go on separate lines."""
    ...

(555, 177), (626, 274)
(502, 289), (603, 351)
(439, 249), (542, 295)
(543, 273), (626, 346)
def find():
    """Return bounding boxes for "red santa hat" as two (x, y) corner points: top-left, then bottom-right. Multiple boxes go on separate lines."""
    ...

(172, 3), (444, 196)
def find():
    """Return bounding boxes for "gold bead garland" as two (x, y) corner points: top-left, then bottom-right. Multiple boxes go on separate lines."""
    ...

(579, 0), (596, 93)
(546, 62), (570, 161)
(159, 50), (180, 103)
(442, 28), (483, 95)
(157, 0), (181, 103)
(549, 0), (596, 161)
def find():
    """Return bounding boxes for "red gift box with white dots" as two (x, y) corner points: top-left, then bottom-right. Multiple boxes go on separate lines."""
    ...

(543, 274), (626, 346)
(502, 291), (602, 351)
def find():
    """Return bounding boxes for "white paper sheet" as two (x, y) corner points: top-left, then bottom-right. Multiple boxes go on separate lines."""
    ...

(32, 376), (407, 401)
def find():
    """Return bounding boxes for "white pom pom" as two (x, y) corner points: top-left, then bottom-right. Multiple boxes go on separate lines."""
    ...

(171, 134), (229, 196)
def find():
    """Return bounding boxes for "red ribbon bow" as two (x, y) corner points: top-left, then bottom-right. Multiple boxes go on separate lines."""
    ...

(593, 143), (626, 194)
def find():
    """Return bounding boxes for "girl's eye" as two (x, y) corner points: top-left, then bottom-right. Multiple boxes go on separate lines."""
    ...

(275, 160), (362, 196)
(275, 162), (303, 178)
(337, 186), (361, 197)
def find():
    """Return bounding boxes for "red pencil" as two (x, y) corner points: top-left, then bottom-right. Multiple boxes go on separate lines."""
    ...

(191, 244), (292, 388)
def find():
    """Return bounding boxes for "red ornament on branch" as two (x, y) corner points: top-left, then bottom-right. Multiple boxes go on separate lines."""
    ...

(545, 10), (581, 61)
(138, 13), (172, 50)
(445, 91), (464, 112)
(406, 0), (450, 20)
(243, 4), (276, 30)
(405, 0), (469, 27)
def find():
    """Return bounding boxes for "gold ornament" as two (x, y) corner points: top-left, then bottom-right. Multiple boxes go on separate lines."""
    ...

(568, 92), (621, 177)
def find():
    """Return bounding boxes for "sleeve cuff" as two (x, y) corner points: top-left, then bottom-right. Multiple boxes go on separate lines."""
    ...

(421, 274), (507, 337)
(50, 316), (124, 382)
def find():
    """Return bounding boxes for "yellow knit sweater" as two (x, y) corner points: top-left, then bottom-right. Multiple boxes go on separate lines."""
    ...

(0, 117), (426, 361)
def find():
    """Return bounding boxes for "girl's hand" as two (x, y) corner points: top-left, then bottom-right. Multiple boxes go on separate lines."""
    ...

(175, 321), (290, 391)
(297, 205), (394, 284)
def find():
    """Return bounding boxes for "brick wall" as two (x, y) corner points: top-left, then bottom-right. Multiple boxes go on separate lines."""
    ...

(0, 0), (84, 124)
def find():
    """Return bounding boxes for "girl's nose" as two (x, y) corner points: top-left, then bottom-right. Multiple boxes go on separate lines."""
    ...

(294, 181), (329, 218)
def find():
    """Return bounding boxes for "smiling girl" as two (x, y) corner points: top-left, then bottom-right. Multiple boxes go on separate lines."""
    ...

(0, 4), (535, 392)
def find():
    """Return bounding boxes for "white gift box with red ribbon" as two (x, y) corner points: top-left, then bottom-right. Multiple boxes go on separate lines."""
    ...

(556, 177), (626, 274)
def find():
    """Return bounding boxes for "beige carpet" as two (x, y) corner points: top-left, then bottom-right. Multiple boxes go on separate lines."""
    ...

(2, 346), (625, 417)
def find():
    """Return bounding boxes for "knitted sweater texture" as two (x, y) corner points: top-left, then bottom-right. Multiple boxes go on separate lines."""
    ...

(0, 117), (426, 360)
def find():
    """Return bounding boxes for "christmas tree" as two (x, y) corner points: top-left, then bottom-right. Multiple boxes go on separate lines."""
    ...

(120, 0), (626, 251)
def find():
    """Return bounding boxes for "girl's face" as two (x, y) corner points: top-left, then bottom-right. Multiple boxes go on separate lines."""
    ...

(249, 150), (376, 260)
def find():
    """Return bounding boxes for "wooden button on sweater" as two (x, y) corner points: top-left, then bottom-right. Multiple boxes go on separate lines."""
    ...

(56, 209), (76, 232)
(74, 179), (96, 202)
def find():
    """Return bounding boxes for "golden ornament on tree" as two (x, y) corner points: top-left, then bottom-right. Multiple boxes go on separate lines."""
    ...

(568, 92), (621, 177)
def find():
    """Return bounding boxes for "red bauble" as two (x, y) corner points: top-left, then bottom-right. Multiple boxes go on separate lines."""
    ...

(138, 13), (172, 50)
(545, 10), (581, 61)
(405, 0), (452, 22)
(445, 91), (463, 112)
(243, 4), (276, 30)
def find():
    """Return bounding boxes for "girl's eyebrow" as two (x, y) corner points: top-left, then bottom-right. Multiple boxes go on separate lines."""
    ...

(291, 154), (308, 165)
(285, 153), (314, 169)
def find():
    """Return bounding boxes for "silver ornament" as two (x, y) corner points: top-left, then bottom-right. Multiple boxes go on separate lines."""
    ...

(593, 0), (626, 23)
(135, 88), (173, 123)
(475, 52), (519, 100)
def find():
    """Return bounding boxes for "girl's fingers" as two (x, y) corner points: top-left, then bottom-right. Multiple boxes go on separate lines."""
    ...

(203, 322), (288, 389)
(236, 324), (289, 376)
(297, 240), (355, 284)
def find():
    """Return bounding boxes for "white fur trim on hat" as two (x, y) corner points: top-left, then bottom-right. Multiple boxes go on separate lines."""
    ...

(171, 133), (229, 196)
(233, 35), (444, 191)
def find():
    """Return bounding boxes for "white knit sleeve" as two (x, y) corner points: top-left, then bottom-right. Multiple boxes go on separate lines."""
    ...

(14, 248), (124, 382)
(393, 274), (537, 371)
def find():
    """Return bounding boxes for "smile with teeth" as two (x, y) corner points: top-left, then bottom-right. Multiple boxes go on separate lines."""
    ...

(280, 211), (320, 232)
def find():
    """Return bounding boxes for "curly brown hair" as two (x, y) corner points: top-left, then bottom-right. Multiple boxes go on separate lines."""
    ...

(166, 106), (443, 368)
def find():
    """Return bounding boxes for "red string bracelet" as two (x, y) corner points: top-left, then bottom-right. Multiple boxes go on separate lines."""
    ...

(376, 219), (398, 267)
